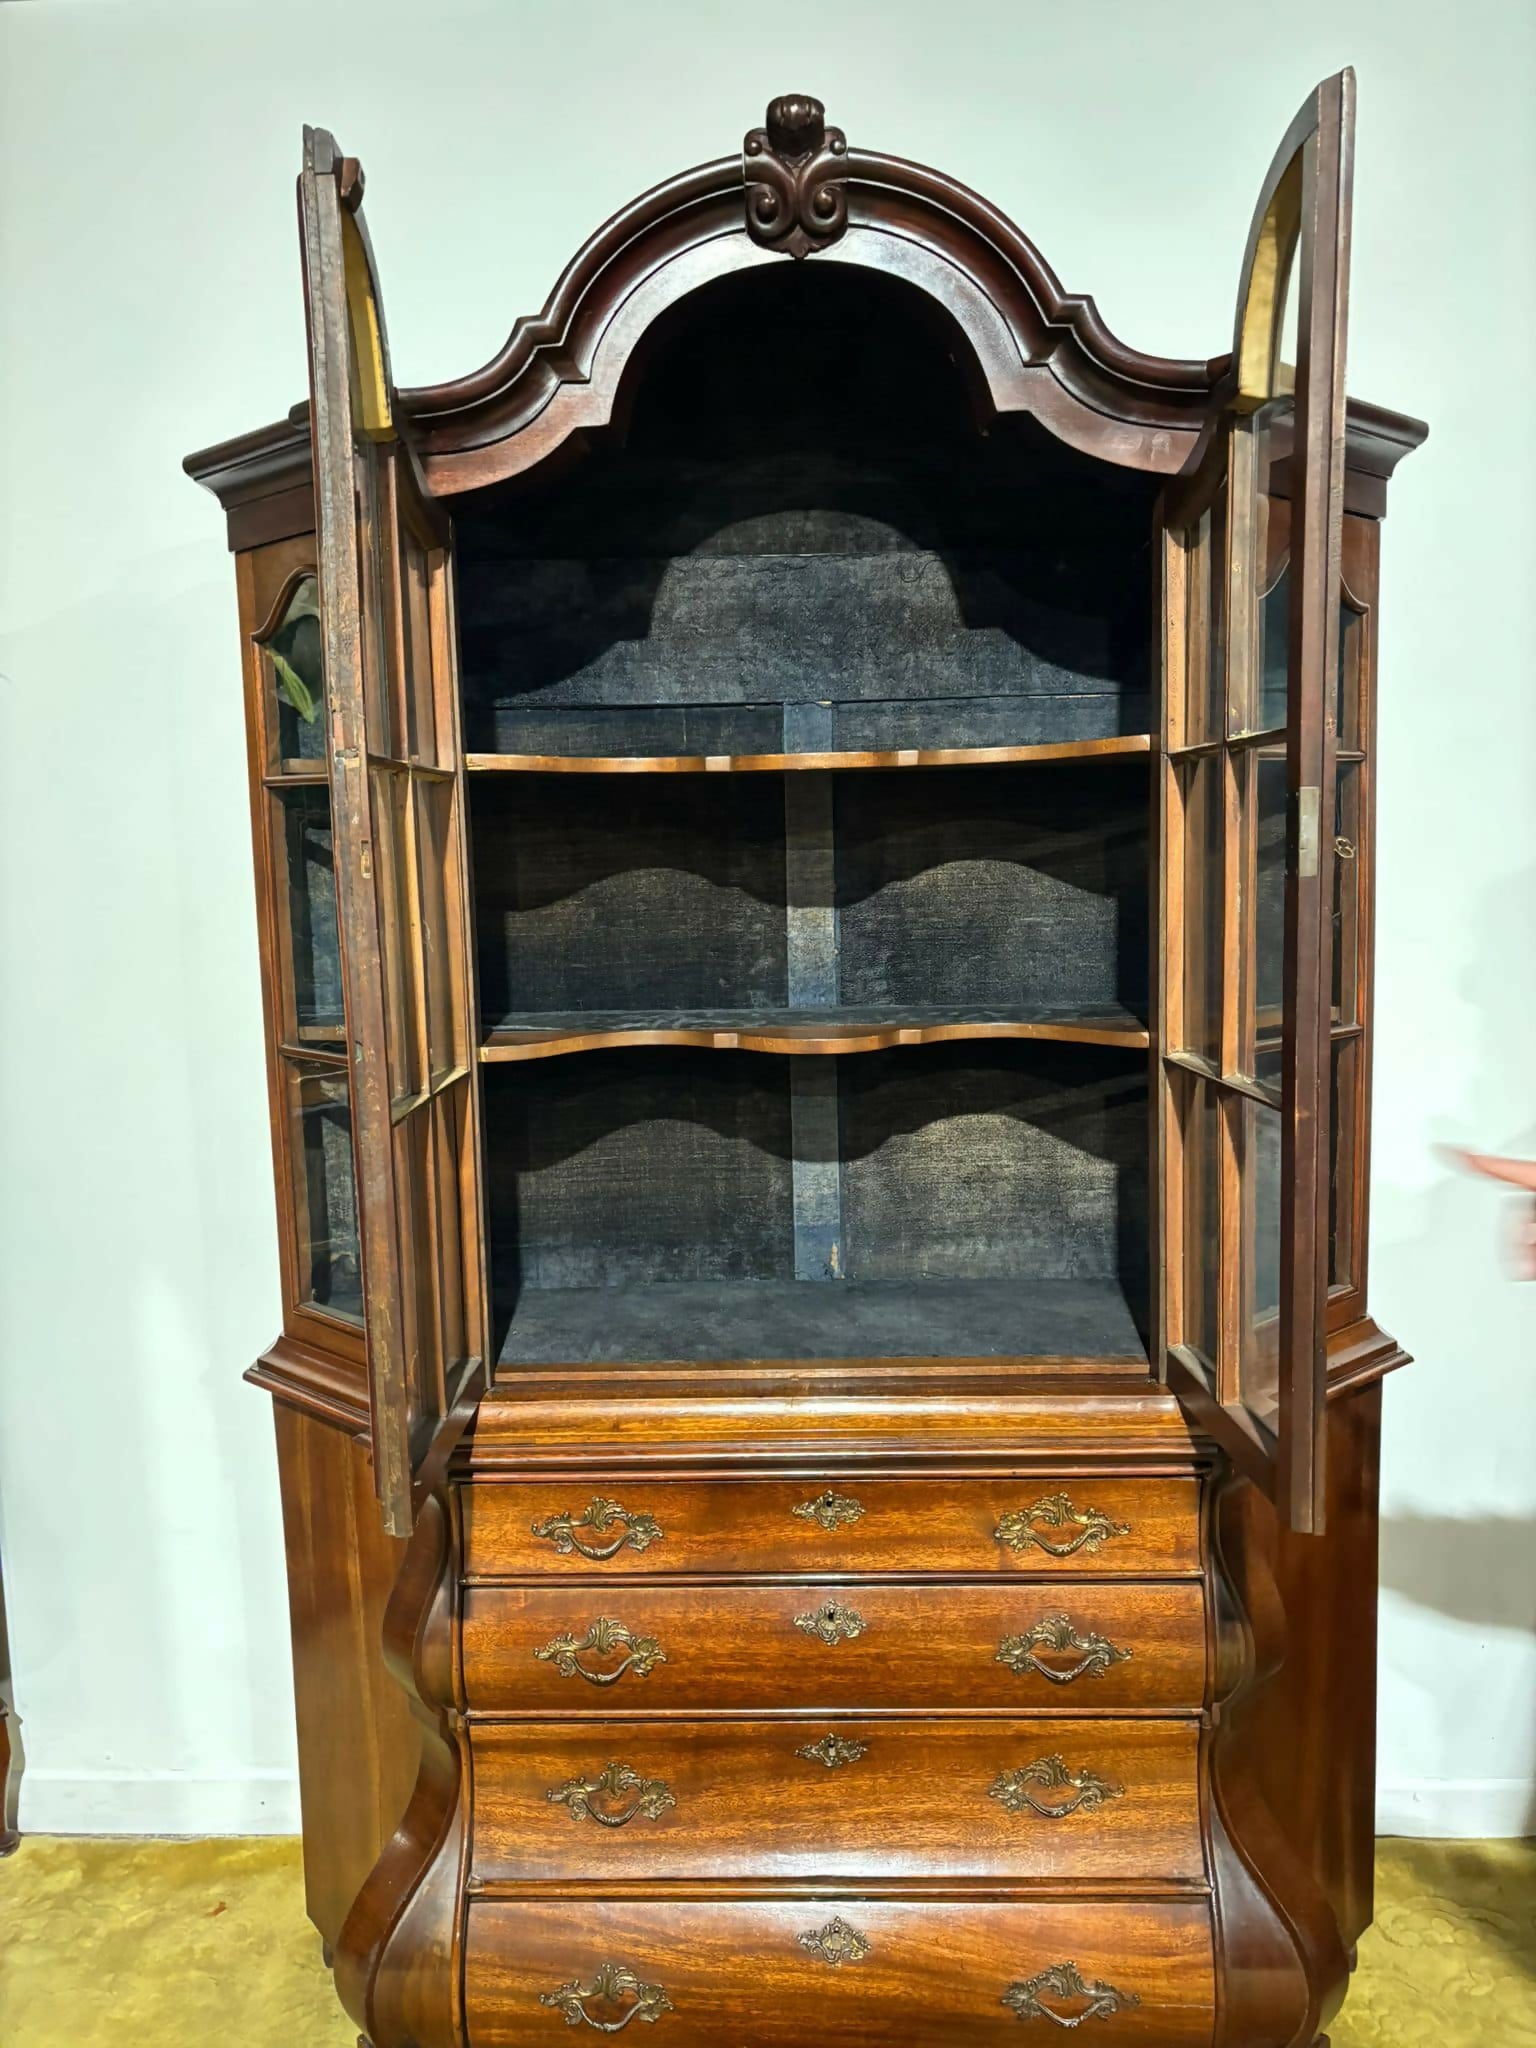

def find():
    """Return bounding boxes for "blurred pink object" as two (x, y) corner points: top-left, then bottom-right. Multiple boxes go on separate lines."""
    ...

(1451, 1149), (1536, 1277)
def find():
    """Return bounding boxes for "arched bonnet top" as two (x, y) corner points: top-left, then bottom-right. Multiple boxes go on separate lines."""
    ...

(185, 92), (1426, 525)
(393, 94), (1423, 499)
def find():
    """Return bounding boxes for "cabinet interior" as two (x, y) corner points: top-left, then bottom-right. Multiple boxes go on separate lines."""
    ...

(453, 265), (1159, 1371)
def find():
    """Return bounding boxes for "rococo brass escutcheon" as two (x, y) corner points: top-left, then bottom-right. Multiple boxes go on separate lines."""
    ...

(1001, 1960), (1141, 2028)
(797, 1917), (871, 1966)
(539, 1960), (675, 2031)
(795, 1733), (870, 1769)
(793, 1599), (867, 1645)
(534, 1617), (667, 1686)
(989, 1755), (1125, 1819)
(996, 1615), (1133, 1684)
(994, 1494), (1131, 1560)
(532, 1497), (663, 1561)
(547, 1761), (677, 1827)
(791, 1488), (865, 1531)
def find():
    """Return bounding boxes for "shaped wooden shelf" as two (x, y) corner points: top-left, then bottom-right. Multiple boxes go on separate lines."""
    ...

(479, 1004), (1150, 1062)
(465, 734), (1152, 775)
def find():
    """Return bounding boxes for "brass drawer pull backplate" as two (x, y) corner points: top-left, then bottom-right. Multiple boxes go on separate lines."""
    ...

(798, 1917), (871, 1966)
(994, 1493), (1131, 1560)
(534, 1617), (667, 1687)
(547, 1761), (676, 1827)
(996, 1615), (1133, 1684)
(795, 1733), (869, 1769)
(793, 1599), (867, 1645)
(990, 1754), (1125, 1819)
(532, 1497), (663, 1561)
(1001, 1960), (1141, 2027)
(540, 1960), (674, 2032)
(791, 1489), (865, 1530)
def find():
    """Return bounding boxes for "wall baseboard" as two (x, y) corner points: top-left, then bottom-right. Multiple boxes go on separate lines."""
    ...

(18, 1768), (300, 1836)
(1378, 1778), (1536, 1839)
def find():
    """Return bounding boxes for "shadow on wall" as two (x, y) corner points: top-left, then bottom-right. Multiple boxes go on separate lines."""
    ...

(1379, 1512), (1536, 1851)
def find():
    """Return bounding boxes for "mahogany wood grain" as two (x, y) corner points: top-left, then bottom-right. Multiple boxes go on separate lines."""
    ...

(273, 1404), (419, 1947)
(469, 1717), (1202, 1885)
(462, 1380), (1205, 1469)
(461, 1580), (1207, 1715)
(463, 1897), (1215, 2046)
(1241, 1381), (1383, 1960)
(463, 1475), (1200, 1581)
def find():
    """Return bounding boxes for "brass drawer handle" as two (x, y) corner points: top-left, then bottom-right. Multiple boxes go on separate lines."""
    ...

(532, 1497), (663, 1561)
(990, 1755), (1125, 1820)
(997, 1615), (1133, 1684)
(796, 1733), (869, 1769)
(798, 1917), (871, 1966)
(793, 1599), (866, 1645)
(1002, 1961), (1140, 2027)
(547, 1761), (676, 1828)
(534, 1617), (667, 1687)
(540, 1961), (674, 2032)
(792, 1488), (865, 1530)
(994, 1493), (1130, 1560)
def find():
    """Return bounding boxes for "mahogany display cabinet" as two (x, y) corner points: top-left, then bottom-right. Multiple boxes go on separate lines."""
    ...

(186, 76), (1424, 2048)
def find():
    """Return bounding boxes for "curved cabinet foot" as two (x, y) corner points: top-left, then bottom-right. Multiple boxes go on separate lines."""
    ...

(333, 1492), (467, 2048)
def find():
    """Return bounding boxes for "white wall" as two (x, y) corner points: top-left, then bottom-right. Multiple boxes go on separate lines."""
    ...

(1, 0), (1532, 1837)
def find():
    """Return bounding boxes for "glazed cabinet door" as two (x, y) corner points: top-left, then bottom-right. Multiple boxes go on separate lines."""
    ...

(1157, 71), (1354, 1532)
(299, 127), (486, 1533)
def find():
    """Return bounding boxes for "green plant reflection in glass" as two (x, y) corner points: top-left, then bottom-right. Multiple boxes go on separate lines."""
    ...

(266, 575), (325, 760)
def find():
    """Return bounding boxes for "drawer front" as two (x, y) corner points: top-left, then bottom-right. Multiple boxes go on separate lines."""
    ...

(471, 1717), (1202, 1883)
(465, 1898), (1214, 2046)
(465, 1476), (1199, 1580)
(461, 1581), (1206, 1712)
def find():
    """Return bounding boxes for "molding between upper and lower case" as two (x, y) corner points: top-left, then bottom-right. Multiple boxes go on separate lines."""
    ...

(1325, 1316), (1412, 1401)
(246, 1330), (370, 1437)
(247, 1316), (1409, 1453)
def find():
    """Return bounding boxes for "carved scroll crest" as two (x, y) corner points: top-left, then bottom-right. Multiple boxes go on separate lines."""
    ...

(744, 94), (849, 258)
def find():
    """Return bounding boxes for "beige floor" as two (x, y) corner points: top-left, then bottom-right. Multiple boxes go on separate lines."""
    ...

(2, 1835), (1533, 2044)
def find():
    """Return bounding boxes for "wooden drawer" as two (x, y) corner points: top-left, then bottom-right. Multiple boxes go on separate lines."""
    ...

(470, 1717), (1203, 1884)
(461, 1581), (1206, 1713)
(465, 1898), (1215, 2045)
(464, 1475), (1199, 1580)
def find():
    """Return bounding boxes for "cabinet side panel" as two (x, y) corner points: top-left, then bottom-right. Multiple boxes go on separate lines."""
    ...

(1238, 1378), (1382, 1953)
(273, 1401), (419, 1947)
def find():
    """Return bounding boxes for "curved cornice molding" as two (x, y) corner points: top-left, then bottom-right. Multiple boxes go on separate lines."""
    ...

(396, 137), (1226, 492)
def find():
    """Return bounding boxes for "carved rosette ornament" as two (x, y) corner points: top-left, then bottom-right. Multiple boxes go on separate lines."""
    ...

(744, 95), (850, 259)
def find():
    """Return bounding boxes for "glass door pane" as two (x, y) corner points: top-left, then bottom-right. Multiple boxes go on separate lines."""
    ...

(1159, 71), (1356, 1533)
(286, 1062), (363, 1322)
